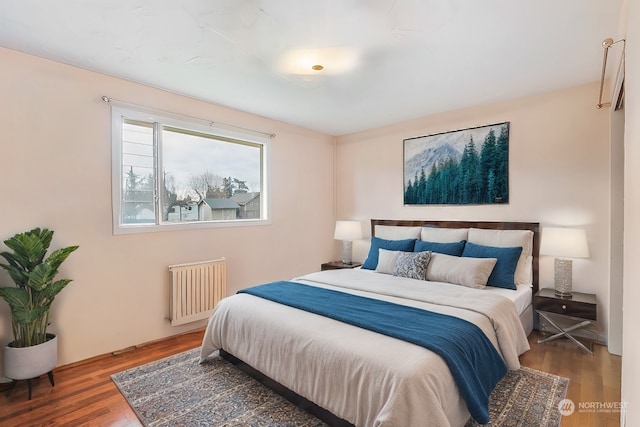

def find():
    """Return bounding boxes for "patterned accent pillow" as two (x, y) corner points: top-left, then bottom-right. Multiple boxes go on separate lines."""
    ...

(393, 251), (432, 280)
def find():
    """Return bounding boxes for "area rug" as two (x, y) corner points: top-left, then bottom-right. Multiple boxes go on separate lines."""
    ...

(112, 348), (568, 427)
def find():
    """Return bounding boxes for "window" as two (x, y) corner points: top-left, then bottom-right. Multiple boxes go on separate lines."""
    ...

(111, 105), (270, 234)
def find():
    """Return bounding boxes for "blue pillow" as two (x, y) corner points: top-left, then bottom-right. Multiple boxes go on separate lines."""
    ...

(362, 237), (416, 270)
(414, 240), (466, 257)
(461, 242), (522, 290)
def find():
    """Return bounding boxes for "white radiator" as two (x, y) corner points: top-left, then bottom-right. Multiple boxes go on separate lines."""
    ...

(168, 258), (226, 326)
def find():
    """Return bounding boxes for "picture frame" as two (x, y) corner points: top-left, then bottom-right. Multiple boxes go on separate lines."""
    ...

(403, 122), (509, 205)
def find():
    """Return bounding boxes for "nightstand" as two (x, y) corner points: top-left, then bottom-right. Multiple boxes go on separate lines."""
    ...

(534, 288), (597, 354)
(321, 261), (362, 271)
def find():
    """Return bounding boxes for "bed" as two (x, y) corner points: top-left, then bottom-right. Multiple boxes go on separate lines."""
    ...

(200, 219), (539, 427)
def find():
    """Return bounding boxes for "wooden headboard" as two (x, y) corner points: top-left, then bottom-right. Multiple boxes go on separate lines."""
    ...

(371, 219), (541, 294)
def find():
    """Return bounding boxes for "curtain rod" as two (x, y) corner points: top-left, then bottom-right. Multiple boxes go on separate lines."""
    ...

(101, 96), (276, 139)
(596, 38), (625, 109)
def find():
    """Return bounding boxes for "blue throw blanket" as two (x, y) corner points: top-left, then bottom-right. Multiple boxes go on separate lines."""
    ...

(239, 281), (507, 424)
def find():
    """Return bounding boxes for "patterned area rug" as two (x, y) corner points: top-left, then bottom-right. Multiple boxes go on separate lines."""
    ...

(464, 366), (569, 427)
(112, 348), (568, 427)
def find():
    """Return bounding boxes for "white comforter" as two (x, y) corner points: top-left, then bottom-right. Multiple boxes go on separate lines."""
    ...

(200, 269), (530, 427)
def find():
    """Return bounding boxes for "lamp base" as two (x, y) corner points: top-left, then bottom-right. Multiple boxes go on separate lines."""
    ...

(554, 289), (573, 299)
(553, 258), (573, 298)
(341, 241), (353, 265)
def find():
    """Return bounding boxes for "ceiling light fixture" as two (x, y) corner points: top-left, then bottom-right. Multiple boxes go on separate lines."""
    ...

(276, 47), (359, 75)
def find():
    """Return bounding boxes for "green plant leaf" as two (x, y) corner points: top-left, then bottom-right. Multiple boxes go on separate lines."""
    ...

(45, 245), (79, 272)
(0, 287), (32, 323)
(3, 229), (48, 268)
(0, 259), (30, 288)
(27, 263), (57, 291)
(41, 279), (72, 300)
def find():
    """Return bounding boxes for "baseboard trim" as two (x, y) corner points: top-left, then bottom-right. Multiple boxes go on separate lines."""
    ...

(53, 328), (205, 373)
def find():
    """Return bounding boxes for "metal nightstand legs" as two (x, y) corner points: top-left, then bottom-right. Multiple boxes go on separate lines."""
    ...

(537, 311), (594, 355)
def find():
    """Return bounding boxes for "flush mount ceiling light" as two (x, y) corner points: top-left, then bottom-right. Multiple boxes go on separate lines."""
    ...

(276, 47), (360, 75)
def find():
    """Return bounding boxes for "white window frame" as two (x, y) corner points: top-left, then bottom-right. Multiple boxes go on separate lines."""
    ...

(110, 105), (271, 235)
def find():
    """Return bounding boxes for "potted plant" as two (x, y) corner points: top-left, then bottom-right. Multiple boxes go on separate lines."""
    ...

(0, 227), (78, 398)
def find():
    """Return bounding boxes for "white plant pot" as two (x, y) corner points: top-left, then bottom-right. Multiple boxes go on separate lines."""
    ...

(3, 334), (58, 380)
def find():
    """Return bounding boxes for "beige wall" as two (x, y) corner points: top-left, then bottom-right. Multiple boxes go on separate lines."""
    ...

(0, 47), (336, 372)
(336, 83), (612, 342)
(622, 0), (639, 424)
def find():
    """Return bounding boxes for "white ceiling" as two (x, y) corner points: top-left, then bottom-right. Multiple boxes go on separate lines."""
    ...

(0, 1), (624, 136)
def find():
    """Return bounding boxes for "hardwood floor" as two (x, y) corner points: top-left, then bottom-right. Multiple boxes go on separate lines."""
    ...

(0, 330), (622, 427)
(520, 332), (622, 427)
(0, 330), (204, 427)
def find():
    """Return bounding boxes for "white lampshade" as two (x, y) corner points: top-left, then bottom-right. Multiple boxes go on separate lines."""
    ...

(334, 221), (363, 241)
(540, 227), (590, 258)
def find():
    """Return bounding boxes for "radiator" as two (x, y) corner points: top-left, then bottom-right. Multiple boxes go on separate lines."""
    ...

(168, 258), (226, 326)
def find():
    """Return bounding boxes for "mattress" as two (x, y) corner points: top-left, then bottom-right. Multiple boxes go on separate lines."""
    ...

(481, 283), (532, 316)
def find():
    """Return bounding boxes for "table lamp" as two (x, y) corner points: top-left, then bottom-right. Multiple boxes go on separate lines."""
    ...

(540, 227), (590, 297)
(334, 220), (363, 265)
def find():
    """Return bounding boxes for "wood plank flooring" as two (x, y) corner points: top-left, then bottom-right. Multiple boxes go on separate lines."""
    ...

(520, 332), (622, 427)
(0, 330), (622, 427)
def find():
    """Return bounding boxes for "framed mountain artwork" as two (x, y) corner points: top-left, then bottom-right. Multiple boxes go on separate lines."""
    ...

(403, 122), (509, 205)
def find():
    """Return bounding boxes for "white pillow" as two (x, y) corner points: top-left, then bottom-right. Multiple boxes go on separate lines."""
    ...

(375, 249), (402, 274)
(421, 227), (469, 243)
(467, 228), (534, 286)
(426, 253), (497, 289)
(375, 225), (422, 240)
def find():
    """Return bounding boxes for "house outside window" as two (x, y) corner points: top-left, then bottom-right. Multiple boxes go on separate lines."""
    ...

(110, 105), (270, 234)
